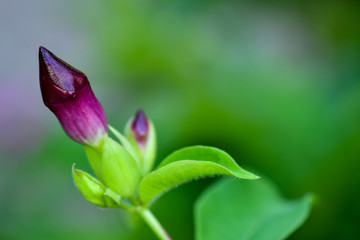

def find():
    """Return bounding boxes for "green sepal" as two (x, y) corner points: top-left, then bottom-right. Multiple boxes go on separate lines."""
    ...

(109, 125), (141, 168)
(72, 164), (106, 207)
(84, 143), (104, 182)
(101, 136), (141, 198)
(142, 121), (156, 176)
(104, 188), (122, 207)
(124, 118), (143, 166)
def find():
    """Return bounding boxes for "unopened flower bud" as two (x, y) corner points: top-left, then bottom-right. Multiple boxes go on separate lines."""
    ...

(132, 110), (149, 147)
(72, 165), (121, 208)
(72, 165), (107, 207)
(125, 109), (156, 175)
(39, 46), (107, 146)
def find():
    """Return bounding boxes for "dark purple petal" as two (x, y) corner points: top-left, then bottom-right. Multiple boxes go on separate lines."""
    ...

(39, 46), (107, 146)
(39, 46), (87, 104)
(131, 109), (149, 144)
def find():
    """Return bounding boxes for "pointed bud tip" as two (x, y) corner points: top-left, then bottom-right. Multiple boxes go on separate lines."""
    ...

(39, 46), (47, 55)
(38, 46), (56, 63)
(39, 46), (88, 102)
(131, 109), (149, 141)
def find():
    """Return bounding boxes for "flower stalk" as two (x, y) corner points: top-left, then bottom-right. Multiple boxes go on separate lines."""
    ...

(136, 208), (172, 240)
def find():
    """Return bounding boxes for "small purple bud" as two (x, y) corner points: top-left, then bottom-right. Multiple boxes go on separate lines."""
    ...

(131, 109), (149, 145)
(39, 46), (107, 146)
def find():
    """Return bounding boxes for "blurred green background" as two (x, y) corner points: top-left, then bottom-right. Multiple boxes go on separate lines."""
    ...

(1, 0), (360, 239)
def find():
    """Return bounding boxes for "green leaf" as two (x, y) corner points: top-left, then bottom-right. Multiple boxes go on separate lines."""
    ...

(72, 164), (106, 207)
(139, 146), (259, 205)
(101, 137), (141, 198)
(195, 178), (313, 240)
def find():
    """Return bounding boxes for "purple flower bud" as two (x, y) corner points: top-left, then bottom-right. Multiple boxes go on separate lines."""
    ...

(39, 46), (107, 146)
(131, 109), (149, 146)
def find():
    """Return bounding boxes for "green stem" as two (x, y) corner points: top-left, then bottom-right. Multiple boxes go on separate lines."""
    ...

(137, 208), (172, 240)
